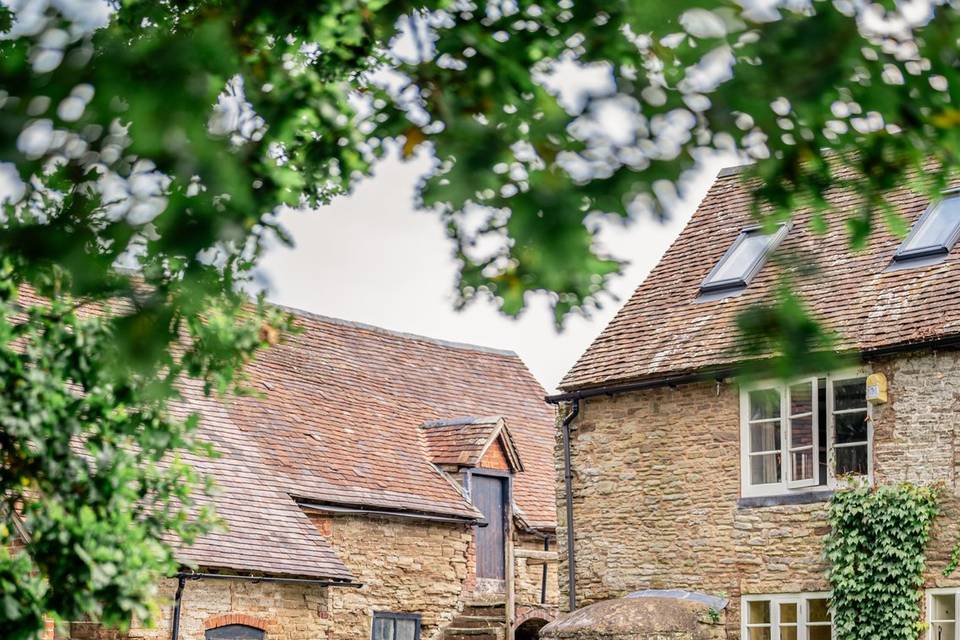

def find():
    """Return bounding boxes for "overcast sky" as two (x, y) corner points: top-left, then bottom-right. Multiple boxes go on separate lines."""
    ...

(256, 152), (734, 392)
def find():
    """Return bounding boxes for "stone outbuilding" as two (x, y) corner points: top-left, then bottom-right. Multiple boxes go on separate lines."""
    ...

(16, 307), (561, 640)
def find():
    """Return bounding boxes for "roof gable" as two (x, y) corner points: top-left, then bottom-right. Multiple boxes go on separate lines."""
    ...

(421, 416), (524, 472)
(561, 164), (960, 390)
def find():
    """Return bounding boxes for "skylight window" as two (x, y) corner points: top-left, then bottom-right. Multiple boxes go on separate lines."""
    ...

(700, 224), (788, 294)
(893, 192), (960, 262)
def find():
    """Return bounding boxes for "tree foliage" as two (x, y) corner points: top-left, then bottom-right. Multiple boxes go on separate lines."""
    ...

(4, 0), (960, 637)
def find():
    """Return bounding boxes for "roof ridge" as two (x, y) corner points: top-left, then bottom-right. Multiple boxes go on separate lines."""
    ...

(270, 302), (518, 357)
(717, 162), (754, 177)
(421, 415), (503, 428)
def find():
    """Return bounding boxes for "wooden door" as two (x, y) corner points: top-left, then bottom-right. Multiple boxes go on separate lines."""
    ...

(472, 474), (507, 580)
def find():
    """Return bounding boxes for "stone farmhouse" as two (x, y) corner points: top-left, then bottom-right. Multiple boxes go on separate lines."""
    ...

(38, 311), (560, 640)
(546, 164), (960, 639)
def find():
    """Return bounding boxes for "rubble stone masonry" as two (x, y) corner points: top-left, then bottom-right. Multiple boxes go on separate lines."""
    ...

(128, 512), (557, 640)
(555, 349), (960, 637)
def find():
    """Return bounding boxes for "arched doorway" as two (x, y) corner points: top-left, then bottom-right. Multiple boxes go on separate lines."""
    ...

(515, 617), (548, 640)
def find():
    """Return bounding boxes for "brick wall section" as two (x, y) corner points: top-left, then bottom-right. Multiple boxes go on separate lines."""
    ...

(555, 350), (960, 637)
(480, 441), (511, 472)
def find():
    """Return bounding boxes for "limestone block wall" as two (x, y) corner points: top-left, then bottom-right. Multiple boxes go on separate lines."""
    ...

(129, 578), (329, 640)
(554, 349), (960, 637)
(317, 513), (473, 640)
(514, 532), (560, 610)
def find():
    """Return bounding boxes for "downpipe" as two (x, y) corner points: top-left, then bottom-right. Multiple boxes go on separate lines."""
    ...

(560, 399), (580, 612)
(170, 575), (186, 640)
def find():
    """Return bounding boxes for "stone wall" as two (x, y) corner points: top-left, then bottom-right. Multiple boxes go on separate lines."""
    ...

(319, 513), (473, 640)
(126, 511), (558, 640)
(129, 578), (329, 640)
(514, 532), (559, 611)
(555, 350), (960, 637)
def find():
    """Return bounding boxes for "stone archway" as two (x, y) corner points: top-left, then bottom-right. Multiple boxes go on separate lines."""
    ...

(515, 617), (549, 640)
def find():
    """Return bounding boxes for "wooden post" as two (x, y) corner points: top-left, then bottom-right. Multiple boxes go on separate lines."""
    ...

(505, 489), (515, 640)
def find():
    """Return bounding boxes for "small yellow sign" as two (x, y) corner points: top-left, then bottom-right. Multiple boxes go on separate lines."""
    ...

(866, 373), (888, 405)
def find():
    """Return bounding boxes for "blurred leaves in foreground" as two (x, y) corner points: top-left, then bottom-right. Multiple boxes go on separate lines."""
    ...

(5, 0), (960, 636)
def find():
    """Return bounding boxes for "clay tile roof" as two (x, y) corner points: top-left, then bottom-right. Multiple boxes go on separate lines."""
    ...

(421, 416), (524, 471)
(13, 288), (558, 579)
(219, 311), (557, 530)
(561, 164), (960, 391)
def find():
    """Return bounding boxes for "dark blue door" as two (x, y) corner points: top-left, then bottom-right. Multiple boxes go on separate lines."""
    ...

(473, 474), (506, 580)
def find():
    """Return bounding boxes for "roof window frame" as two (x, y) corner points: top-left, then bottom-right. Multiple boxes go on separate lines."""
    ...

(892, 188), (960, 263)
(699, 222), (789, 295)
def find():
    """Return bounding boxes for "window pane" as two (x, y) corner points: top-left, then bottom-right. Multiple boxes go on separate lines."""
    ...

(374, 618), (394, 640)
(933, 622), (955, 640)
(833, 378), (866, 411)
(396, 620), (417, 640)
(808, 598), (831, 622)
(708, 230), (774, 284)
(748, 601), (771, 624)
(750, 389), (781, 421)
(933, 594), (956, 621)
(835, 412), (868, 444)
(809, 627), (832, 640)
(748, 629), (771, 640)
(836, 444), (869, 476)
(902, 196), (960, 254)
(751, 422), (781, 453)
(779, 627), (797, 640)
(780, 602), (797, 623)
(789, 383), (813, 415)
(792, 450), (815, 482)
(790, 415), (814, 448)
(751, 453), (781, 485)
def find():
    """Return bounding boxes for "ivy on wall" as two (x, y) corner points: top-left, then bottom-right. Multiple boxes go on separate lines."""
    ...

(826, 483), (940, 640)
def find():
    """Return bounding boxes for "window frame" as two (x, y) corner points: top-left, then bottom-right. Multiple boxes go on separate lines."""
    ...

(927, 588), (960, 640)
(893, 190), (960, 263)
(740, 368), (872, 498)
(742, 593), (834, 640)
(371, 611), (422, 640)
(699, 223), (790, 294)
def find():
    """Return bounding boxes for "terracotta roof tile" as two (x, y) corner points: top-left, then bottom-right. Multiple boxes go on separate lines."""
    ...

(421, 416), (524, 470)
(561, 165), (960, 390)
(14, 290), (558, 579)
(225, 312), (557, 530)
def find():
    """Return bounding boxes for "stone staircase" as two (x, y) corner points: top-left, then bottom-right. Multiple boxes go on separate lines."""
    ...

(442, 601), (507, 640)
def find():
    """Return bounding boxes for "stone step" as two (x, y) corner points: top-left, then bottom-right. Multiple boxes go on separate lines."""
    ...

(443, 630), (501, 640)
(450, 615), (503, 629)
(460, 604), (505, 618)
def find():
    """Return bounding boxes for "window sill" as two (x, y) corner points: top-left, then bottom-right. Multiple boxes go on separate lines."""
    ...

(737, 489), (834, 509)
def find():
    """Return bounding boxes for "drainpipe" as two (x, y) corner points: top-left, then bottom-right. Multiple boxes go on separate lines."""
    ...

(540, 536), (549, 605)
(170, 575), (186, 640)
(560, 400), (580, 612)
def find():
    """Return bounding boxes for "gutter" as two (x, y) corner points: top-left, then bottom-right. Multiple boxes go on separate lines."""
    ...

(545, 368), (735, 404)
(546, 334), (960, 405)
(298, 500), (486, 526)
(169, 572), (361, 640)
